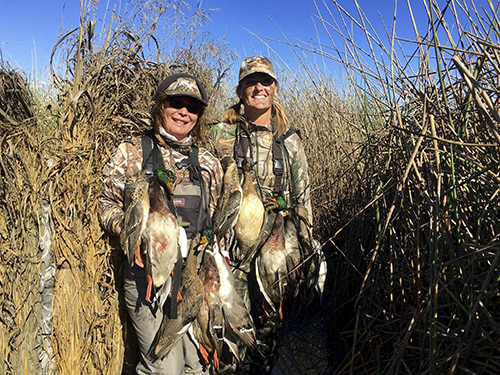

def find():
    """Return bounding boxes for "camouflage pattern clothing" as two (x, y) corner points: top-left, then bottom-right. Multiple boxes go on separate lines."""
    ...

(98, 131), (223, 375)
(99, 133), (223, 237)
(209, 121), (312, 225)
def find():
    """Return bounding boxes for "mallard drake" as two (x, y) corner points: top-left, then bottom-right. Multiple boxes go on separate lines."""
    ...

(152, 233), (204, 359)
(142, 169), (179, 301)
(234, 157), (265, 261)
(212, 156), (242, 240)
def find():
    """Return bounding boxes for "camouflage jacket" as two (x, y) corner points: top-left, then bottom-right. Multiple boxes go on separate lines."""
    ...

(208, 121), (312, 225)
(98, 133), (223, 237)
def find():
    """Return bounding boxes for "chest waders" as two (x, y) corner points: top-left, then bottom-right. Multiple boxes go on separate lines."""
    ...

(142, 134), (211, 318)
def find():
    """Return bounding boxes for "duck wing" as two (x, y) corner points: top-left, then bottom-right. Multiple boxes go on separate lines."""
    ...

(213, 157), (242, 238)
(283, 214), (302, 298)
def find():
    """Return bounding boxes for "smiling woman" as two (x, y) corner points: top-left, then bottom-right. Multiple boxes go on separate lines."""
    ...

(98, 72), (224, 375)
(237, 72), (277, 123)
(208, 56), (325, 374)
(161, 97), (200, 141)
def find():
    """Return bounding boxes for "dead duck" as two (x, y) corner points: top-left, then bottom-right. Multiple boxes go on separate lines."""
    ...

(255, 211), (302, 320)
(142, 169), (180, 301)
(120, 170), (150, 269)
(234, 157), (265, 261)
(209, 232), (258, 361)
(152, 233), (204, 360)
(191, 229), (225, 370)
(121, 169), (179, 302)
(212, 156), (242, 240)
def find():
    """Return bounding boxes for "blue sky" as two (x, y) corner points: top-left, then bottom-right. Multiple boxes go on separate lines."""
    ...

(0, 0), (467, 81)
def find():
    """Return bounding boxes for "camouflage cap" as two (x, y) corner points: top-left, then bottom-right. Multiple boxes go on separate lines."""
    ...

(156, 73), (208, 106)
(238, 56), (277, 83)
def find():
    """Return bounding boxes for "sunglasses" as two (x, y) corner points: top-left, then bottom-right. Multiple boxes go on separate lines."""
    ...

(167, 97), (203, 114)
(241, 76), (275, 88)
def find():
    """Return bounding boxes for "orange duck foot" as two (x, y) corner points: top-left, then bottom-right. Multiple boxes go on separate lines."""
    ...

(262, 301), (271, 317)
(134, 244), (144, 267)
(214, 348), (219, 370)
(146, 274), (153, 301)
(199, 344), (209, 364)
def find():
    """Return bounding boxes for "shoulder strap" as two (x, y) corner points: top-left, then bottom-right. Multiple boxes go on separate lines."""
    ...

(142, 134), (166, 173)
(175, 145), (212, 230)
(273, 128), (299, 195)
(141, 134), (177, 215)
(233, 122), (253, 172)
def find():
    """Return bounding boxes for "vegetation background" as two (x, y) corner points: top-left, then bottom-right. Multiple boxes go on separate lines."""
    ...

(1, 0), (499, 374)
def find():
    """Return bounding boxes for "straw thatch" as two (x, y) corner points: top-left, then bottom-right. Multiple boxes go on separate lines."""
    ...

(0, 2), (233, 374)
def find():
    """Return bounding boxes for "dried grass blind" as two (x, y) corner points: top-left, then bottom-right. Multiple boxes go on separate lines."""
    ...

(0, 1), (232, 371)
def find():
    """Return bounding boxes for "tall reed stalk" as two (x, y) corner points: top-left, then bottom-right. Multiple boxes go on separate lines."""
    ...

(281, 0), (500, 373)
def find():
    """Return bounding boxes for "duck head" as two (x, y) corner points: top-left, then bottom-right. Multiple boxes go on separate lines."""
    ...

(154, 168), (177, 195)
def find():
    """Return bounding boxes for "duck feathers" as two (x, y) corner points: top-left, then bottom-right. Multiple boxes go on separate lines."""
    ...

(211, 244), (258, 355)
(234, 158), (265, 261)
(152, 235), (204, 359)
(213, 156), (242, 239)
(255, 211), (288, 312)
(192, 247), (225, 369)
(144, 177), (180, 290)
(120, 170), (150, 267)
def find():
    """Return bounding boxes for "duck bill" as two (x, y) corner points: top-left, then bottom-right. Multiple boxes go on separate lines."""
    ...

(166, 181), (174, 195)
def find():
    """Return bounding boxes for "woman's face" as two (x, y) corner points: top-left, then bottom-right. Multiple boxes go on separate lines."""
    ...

(161, 96), (202, 141)
(237, 73), (277, 115)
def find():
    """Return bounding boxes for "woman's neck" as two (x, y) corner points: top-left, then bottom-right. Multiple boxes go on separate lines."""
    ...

(244, 107), (272, 126)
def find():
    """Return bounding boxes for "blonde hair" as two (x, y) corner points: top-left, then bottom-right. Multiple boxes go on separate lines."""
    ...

(222, 100), (290, 137)
(151, 92), (208, 144)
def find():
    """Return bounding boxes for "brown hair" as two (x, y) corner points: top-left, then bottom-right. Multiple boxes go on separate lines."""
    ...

(222, 100), (290, 138)
(151, 92), (208, 144)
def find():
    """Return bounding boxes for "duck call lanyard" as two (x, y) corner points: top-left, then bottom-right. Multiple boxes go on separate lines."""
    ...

(142, 135), (211, 318)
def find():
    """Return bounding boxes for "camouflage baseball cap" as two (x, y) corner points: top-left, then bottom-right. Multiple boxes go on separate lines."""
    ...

(156, 73), (208, 106)
(238, 56), (277, 83)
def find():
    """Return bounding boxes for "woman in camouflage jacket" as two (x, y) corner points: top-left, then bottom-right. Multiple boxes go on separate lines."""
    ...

(99, 73), (223, 375)
(208, 56), (316, 375)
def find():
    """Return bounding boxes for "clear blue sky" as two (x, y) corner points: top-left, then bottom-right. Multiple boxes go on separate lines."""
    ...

(0, 0), (465, 81)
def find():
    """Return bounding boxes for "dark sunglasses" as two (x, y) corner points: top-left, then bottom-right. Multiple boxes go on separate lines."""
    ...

(168, 97), (203, 114)
(242, 76), (275, 87)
